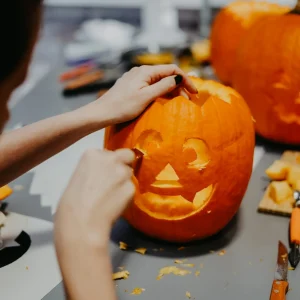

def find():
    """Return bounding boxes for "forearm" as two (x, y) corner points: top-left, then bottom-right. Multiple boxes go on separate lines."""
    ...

(58, 243), (116, 300)
(0, 102), (110, 186)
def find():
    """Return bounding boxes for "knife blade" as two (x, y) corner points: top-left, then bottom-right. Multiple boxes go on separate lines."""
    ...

(270, 241), (289, 300)
(132, 148), (144, 176)
(288, 190), (300, 268)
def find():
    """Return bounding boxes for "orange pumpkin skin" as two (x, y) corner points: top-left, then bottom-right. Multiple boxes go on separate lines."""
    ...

(210, 1), (288, 85)
(232, 14), (300, 145)
(105, 77), (255, 242)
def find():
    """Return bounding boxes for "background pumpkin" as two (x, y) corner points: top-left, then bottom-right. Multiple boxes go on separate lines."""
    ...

(232, 10), (300, 145)
(105, 77), (255, 242)
(210, 0), (289, 85)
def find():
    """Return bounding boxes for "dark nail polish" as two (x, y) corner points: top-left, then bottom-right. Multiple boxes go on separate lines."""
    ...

(175, 74), (183, 85)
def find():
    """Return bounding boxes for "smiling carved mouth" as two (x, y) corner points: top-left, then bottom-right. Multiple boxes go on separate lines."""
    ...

(137, 184), (214, 219)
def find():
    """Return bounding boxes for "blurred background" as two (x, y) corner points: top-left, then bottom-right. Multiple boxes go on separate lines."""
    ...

(36, 0), (296, 67)
(13, 0), (298, 111)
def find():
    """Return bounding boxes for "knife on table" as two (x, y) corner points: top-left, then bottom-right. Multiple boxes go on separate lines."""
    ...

(270, 241), (289, 300)
(288, 190), (300, 268)
(59, 63), (95, 82)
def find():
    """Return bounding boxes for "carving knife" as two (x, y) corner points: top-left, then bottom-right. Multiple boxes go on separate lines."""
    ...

(288, 190), (300, 268)
(132, 148), (143, 176)
(270, 241), (289, 300)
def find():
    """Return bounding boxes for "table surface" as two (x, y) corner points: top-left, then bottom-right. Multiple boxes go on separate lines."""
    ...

(1, 64), (299, 300)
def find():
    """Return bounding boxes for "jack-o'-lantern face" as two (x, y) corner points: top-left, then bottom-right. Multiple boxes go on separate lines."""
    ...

(133, 129), (215, 219)
(104, 76), (255, 242)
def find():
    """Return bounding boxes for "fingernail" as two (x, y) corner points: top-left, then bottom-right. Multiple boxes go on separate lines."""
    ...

(174, 75), (183, 85)
(192, 86), (198, 94)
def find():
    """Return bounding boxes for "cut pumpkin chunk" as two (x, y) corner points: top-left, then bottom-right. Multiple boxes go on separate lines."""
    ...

(287, 165), (300, 189)
(265, 160), (290, 180)
(294, 179), (300, 190)
(112, 270), (130, 280)
(269, 180), (293, 204)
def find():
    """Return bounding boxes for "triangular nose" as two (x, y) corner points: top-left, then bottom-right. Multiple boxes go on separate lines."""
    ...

(156, 164), (179, 181)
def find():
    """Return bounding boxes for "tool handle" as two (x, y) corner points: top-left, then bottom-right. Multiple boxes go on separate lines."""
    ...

(270, 280), (288, 300)
(59, 64), (93, 82)
(64, 70), (104, 91)
(0, 185), (13, 201)
(291, 207), (300, 244)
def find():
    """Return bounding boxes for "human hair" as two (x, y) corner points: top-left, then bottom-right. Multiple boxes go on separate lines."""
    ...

(0, 1), (42, 81)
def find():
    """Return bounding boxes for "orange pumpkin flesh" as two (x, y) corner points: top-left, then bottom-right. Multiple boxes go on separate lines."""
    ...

(105, 77), (255, 242)
(232, 14), (300, 145)
(210, 1), (289, 85)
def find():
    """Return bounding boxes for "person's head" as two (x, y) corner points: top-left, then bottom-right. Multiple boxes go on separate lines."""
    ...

(0, 1), (43, 131)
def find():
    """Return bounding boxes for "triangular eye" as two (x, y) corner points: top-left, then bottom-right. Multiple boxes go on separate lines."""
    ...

(183, 138), (210, 170)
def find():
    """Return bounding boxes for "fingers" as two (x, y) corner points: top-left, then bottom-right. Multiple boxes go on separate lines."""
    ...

(139, 64), (198, 94)
(104, 149), (134, 184)
(167, 86), (191, 100)
(120, 180), (136, 201)
(141, 75), (190, 103)
(115, 163), (133, 183)
(114, 148), (135, 165)
(178, 88), (191, 99)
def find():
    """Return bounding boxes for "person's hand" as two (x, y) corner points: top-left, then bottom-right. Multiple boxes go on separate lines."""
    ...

(94, 64), (198, 124)
(54, 148), (135, 250)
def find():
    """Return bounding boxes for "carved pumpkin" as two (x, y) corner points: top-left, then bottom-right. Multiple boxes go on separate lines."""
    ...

(232, 11), (300, 145)
(105, 77), (255, 242)
(210, 1), (288, 85)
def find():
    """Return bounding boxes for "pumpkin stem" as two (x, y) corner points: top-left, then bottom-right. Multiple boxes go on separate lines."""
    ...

(290, 0), (300, 14)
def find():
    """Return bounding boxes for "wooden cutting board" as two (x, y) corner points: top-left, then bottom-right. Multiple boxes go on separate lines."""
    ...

(257, 151), (300, 216)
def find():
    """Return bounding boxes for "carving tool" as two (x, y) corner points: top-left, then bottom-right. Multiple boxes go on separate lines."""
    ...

(270, 241), (289, 300)
(288, 190), (300, 268)
(132, 148), (143, 176)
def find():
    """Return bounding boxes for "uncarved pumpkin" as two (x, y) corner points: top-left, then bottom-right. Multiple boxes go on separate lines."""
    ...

(232, 13), (300, 145)
(210, 1), (288, 85)
(105, 77), (255, 242)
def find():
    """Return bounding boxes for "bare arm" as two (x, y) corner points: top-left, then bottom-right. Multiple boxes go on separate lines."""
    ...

(53, 66), (197, 300)
(58, 244), (116, 300)
(54, 149), (135, 300)
(0, 65), (196, 186)
(0, 102), (109, 186)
